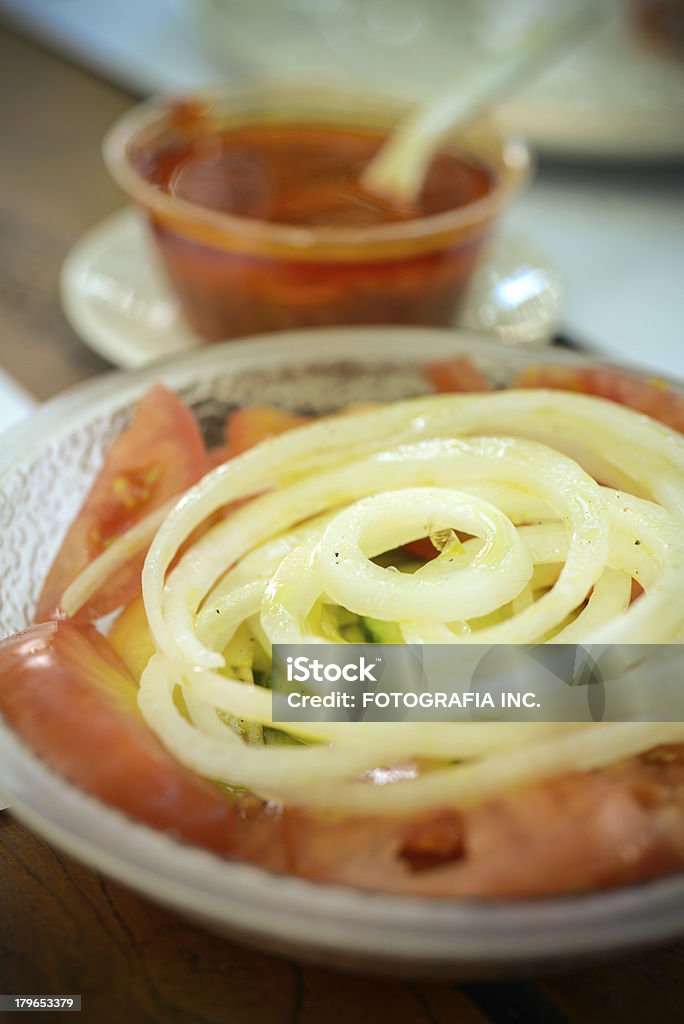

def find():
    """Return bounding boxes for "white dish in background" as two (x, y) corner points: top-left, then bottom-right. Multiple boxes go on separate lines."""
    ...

(60, 208), (562, 370)
(500, 6), (684, 162)
(187, 0), (684, 162)
(1, 328), (684, 975)
(2, 0), (684, 162)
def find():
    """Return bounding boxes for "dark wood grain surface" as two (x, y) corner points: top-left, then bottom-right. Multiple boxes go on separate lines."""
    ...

(0, 19), (683, 1024)
(0, 23), (117, 399)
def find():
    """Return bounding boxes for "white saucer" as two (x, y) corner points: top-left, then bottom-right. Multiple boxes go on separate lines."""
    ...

(60, 208), (562, 370)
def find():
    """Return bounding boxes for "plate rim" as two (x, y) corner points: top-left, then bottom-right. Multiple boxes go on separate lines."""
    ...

(4, 718), (684, 968)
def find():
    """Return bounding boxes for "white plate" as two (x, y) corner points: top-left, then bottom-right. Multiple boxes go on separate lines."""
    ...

(60, 208), (562, 370)
(1, 329), (683, 975)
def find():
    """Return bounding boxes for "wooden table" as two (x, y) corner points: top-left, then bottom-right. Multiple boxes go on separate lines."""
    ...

(0, 20), (683, 1024)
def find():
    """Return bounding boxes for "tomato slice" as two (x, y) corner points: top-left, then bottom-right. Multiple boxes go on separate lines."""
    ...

(226, 405), (311, 456)
(282, 760), (684, 897)
(513, 364), (684, 433)
(209, 405), (311, 468)
(425, 356), (493, 393)
(403, 538), (439, 561)
(3, 619), (684, 891)
(0, 620), (236, 854)
(35, 385), (210, 622)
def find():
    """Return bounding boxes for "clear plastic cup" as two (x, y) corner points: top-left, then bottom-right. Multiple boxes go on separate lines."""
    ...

(104, 83), (530, 342)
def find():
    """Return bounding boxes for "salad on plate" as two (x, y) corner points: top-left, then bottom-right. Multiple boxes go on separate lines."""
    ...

(2, 353), (684, 900)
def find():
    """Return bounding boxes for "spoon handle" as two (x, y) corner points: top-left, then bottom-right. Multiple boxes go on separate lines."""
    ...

(362, 2), (603, 204)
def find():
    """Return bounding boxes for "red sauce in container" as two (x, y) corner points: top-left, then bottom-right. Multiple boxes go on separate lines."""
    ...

(129, 118), (502, 341)
(138, 125), (493, 226)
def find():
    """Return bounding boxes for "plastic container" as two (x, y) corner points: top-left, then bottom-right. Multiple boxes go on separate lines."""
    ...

(104, 85), (530, 341)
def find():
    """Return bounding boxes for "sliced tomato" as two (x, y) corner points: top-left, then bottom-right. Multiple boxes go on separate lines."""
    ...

(513, 364), (684, 433)
(208, 403), (388, 468)
(35, 385), (210, 623)
(425, 356), (493, 394)
(224, 404), (310, 455)
(209, 405), (311, 468)
(0, 620), (236, 854)
(282, 759), (684, 897)
(207, 445), (234, 470)
(403, 538), (439, 560)
(4, 617), (684, 892)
